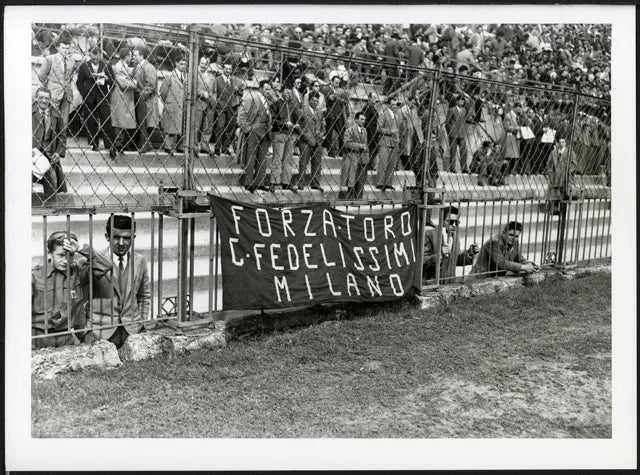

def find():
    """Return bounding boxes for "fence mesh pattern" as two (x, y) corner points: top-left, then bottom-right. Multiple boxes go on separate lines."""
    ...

(31, 22), (611, 212)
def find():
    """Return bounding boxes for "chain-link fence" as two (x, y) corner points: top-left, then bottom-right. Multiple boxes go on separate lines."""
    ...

(30, 23), (611, 347)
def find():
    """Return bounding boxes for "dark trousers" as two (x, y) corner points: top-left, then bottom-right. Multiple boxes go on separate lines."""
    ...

(296, 142), (323, 187)
(244, 131), (270, 187)
(214, 108), (236, 153)
(324, 118), (345, 156)
(134, 95), (150, 149)
(112, 127), (136, 152)
(83, 100), (113, 149)
(448, 136), (467, 172)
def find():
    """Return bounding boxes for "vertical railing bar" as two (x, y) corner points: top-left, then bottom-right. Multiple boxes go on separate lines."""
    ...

(150, 211), (155, 320)
(587, 198), (598, 263)
(415, 71), (440, 290)
(574, 198), (584, 265)
(177, 215), (184, 323)
(460, 200), (468, 282)
(213, 217), (220, 311)
(88, 213), (94, 340)
(596, 198), (606, 258)
(189, 217), (195, 320)
(208, 213), (214, 320)
(157, 213), (164, 319)
(604, 199), (611, 258)
(109, 213), (115, 327)
(531, 197), (540, 265)
(66, 215), (72, 337)
(130, 212), (136, 328)
(582, 198), (591, 262)
(42, 215), (48, 336)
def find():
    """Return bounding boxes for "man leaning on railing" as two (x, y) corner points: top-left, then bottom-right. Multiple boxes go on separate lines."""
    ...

(32, 232), (112, 349)
(90, 215), (150, 349)
(470, 221), (539, 279)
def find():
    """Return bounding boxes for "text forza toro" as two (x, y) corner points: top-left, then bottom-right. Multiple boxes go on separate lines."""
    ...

(229, 205), (413, 240)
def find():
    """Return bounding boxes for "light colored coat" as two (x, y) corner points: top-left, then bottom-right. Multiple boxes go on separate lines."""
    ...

(91, 251), (150, 339)
(237, 90), (272, 139)
(160, 69), (186, 134)
(110, 60), (137, 129)
(195, 69), (216, 111)
(502, 109), (520, 159)
(38, 52), (77, 103)
(134, 60), (160, 128)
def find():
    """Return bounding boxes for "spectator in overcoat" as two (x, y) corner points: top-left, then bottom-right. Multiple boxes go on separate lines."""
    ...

(160, 56), (188, 155)
(132, 46), (159, 153)
(76, 46), (113, 152)
(193, 55), (216, 155)
(109, 47), (138, 159)
(375, 98), (400, 191)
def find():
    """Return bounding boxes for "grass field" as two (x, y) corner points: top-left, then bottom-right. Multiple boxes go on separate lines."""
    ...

(32, 273), (611, 438)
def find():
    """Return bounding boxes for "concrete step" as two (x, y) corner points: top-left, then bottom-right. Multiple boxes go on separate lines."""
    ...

(32, 184), (423, 210)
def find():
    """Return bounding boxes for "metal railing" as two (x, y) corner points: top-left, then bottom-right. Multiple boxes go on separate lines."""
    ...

(30, 23), (611, 348)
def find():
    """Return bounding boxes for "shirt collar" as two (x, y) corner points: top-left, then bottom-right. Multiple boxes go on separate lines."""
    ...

(111, 252), (129, 269)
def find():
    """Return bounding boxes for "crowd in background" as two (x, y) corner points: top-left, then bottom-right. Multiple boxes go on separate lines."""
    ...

(31, 22), (611, 199)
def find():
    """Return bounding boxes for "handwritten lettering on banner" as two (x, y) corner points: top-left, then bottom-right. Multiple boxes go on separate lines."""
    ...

(209, 195), (420, 310)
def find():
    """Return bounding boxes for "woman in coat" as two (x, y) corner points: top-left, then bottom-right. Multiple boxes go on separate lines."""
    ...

(160, 56), (188, 154)
(501, 101), (521, 175)
(547, 136), (577, 215)
(109, 48), (138, 158)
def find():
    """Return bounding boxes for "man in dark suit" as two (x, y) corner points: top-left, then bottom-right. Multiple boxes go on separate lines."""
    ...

(445, 95), (471, 173)
(76, 47), (114, 152)
(32, 87), (67, 198)
(295, 91), (325, 191)
(237, 80), (272, 192)
(213, 61), (242, 155)
(362, 92), (380, 170)
(321, 75), (349, 158)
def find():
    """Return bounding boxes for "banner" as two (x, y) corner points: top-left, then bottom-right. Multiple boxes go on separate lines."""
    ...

(209, 196), (420, 310)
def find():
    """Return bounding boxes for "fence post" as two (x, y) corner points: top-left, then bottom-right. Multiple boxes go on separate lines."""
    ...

(183, 24), (199, 190)
(556, 93), (580, 268)
(413, 71), (441, 291)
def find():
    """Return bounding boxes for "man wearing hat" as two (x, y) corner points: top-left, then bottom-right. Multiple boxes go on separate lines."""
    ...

(91, 215), (150, 348)
(32, 232), (112, 349)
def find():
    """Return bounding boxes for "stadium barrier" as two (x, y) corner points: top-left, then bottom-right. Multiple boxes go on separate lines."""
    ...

(30, 23), (611, 346)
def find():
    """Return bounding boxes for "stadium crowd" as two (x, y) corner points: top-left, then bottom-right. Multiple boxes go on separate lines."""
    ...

(31, 22), (611, 199)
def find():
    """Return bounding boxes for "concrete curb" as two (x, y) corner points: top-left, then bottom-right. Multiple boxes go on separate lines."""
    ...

(32, 265), (610, 380)
(417, 264), (611, 310)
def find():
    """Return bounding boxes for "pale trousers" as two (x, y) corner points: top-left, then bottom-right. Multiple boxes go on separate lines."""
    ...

(376, 145), (399, 187)
(270, 132), (295, 185)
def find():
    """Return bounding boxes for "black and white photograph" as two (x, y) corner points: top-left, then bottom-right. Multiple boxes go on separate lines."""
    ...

(4, 3), (636, 471)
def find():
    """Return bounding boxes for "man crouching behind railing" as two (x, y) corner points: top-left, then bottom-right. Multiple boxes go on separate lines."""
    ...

(90, 215), (150, 349)
(32, 232), (112, 349)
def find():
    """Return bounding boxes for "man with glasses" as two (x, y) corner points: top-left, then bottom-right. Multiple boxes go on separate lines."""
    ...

(423, 205), (479, 282)
(471, 221), (539, 278)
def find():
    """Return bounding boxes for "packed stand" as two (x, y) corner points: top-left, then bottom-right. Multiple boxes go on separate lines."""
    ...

(30, 23), (611, 204)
